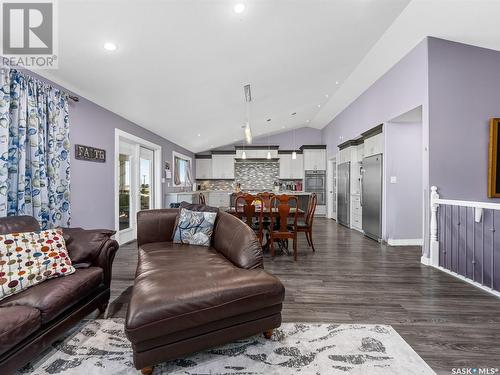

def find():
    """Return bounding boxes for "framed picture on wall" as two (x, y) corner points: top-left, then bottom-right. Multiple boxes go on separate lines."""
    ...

(488, 118), (500, 198)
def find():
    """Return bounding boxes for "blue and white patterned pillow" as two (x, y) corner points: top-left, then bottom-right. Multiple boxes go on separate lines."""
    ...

(173, 207), (218, 246)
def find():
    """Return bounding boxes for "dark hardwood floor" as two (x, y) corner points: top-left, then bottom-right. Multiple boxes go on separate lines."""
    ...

(108, 218), (500, 374)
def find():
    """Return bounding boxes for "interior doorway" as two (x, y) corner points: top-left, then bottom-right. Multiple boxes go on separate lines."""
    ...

(327, 157), (337, 220)
(115, 130), (162, 244)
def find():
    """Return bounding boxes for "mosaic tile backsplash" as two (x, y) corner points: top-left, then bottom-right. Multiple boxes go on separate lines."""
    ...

(235, 160), (279, 191)
(196, 179), (235, 191)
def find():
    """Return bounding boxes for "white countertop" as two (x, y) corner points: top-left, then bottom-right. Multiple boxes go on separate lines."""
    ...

(167, 190), (311, 195)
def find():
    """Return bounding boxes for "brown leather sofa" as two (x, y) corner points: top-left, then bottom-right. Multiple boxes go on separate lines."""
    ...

(125, 209), (285, 374)
(0, 216), (119, 374)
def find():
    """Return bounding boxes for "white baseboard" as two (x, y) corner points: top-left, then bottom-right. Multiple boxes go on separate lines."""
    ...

(431, 265), (500, 299)
(387, 238), (423, 246)
(420, 256), (431, 266)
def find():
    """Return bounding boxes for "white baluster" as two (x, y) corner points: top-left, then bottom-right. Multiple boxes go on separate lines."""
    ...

(430, 186), (440, 266)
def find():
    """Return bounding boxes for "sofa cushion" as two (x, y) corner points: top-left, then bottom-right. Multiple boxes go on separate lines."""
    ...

(0, 306), (40, 355)
(0, 229), (76, 302)
(173, 202), (218, 247)
(0, 267), (103, 323)
(125, 242), (284, 343)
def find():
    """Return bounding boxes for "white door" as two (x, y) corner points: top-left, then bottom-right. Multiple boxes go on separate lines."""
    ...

(118, 142), (137, 244)
(118, 142), (156, 244)
(139, 147), (155, 211)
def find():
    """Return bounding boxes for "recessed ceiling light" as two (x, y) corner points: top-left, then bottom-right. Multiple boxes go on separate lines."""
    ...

(282, 125), (286, 129)
(103, 42), (117, 51)
(306, 120), (310, 123)
(324, 94), (329, 98)
(317, 104), (321, 108)
(234, 3), (245, 14)
(335, 81), (340, 85)
(197, 133), (201, 137)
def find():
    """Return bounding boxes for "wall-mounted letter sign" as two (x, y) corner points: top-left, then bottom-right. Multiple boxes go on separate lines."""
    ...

(75, 144), (106, 163)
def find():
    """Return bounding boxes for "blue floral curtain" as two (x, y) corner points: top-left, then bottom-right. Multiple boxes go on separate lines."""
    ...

(0, 68), (70, 229)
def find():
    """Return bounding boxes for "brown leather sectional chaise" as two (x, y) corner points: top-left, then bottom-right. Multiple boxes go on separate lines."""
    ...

(125, 209), (285, 374)
(0, 216), (119, 374)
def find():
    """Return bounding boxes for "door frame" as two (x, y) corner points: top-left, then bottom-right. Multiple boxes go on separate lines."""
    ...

(114, 129), (162, 244)
(327, 156), (337, 220)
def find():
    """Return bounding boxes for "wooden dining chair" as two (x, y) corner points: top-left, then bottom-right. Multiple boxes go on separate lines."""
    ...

(257, 192), (274, 229)
(269, 194), (299, 260)
(198, 192), (206, 205)
(295, 192), (317, 252)
(235, 194), (264, 245)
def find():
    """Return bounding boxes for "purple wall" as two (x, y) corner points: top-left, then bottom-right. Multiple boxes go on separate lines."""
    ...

(212, 127), (323, 151)
(70, 97), (194, 230)
(385, 121), (423, 240)
(321, 39), (429, 159)
(428, 38), (500, 202)
(23, 70), (194, 230)
(321, 38), (429, 251)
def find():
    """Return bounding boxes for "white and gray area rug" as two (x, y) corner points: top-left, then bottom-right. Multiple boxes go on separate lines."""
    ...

(18, 319), (435, 375)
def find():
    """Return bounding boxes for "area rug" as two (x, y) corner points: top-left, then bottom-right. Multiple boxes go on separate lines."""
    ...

(18, 319), (435, 374)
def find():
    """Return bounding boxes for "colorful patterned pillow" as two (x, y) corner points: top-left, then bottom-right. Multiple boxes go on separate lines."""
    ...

(173, 205), (218, 247)
(0, 229), (76, 301)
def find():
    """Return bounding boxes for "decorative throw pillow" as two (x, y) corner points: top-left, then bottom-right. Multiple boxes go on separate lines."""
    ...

(173, 202), (218, 246)
(0, 229), (76, 301)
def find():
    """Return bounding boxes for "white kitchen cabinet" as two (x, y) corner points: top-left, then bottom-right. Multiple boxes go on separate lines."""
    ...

(351, 195), (363, 232)
(279, 153), (304, 179)
(303, 149), (326, 170)
(363, 133), (384, 157)
(208, 191), (230, 208)
(195, 158), (212, 180)
(236, 149), (278, 159)
(165, 192), (195, 208)
(211, 154), (235, 179)
(279, 154), (291, 179)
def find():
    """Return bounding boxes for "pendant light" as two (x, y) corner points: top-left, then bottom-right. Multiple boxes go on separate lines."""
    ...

(242, 150), (247, 159)
(292, 128), (297, 159)
(267, 134), (271, 159)
(243, 84), (253, 144)
(292, 150), (297, 160)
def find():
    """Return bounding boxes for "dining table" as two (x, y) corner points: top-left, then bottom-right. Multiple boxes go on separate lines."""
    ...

(225, 206), (305, 217)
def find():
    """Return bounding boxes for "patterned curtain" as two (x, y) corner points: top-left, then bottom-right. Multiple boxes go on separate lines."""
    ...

(0, 68), (70, 229)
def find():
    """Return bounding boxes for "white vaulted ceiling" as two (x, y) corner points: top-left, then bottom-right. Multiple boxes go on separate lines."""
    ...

(38, 0), (500, 153)
(39, 0), (410, 152)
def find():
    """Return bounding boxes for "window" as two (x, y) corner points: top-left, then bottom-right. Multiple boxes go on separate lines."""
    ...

(173, 152), (192, 186)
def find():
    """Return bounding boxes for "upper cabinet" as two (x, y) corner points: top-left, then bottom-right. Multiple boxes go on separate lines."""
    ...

(303, 149), (326, 170)
(363, 133), (384, 157)
(211, 154), (235, 179)
(361, 124), (384, 157)
(195, 157), (212, 180)
(279, 153), (304, 179)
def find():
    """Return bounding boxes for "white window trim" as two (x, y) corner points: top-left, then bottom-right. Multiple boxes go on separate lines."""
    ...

(172, 151), (193, 187)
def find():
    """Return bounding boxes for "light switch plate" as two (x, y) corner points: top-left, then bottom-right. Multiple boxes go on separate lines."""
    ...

(390, 176), (397, 184)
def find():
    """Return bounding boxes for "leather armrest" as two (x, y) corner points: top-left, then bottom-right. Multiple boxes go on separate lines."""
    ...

(212, 211), (264, 270)
(91, 238), (119, 287)
(62, 227), (119, 287)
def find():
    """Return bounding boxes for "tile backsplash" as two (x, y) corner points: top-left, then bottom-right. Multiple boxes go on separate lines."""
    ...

(196, 179), (234, 191)
(234, 160), (279, 191)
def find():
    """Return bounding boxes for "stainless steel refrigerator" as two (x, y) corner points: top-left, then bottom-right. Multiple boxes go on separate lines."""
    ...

(337, 162), (350, 227)
(361, 154), (382, 241)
